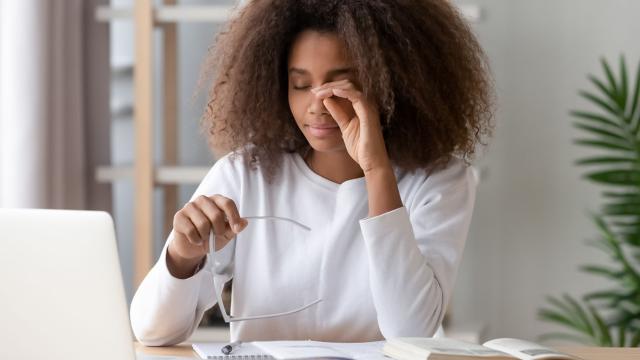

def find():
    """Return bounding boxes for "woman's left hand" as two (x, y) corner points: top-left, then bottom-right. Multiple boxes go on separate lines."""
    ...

(311, 80), (390, 173)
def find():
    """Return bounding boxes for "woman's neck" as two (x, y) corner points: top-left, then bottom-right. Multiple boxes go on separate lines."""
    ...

(304, 148), (364, 184)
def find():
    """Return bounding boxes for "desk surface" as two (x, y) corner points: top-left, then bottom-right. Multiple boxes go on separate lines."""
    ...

(135, 342), (640, 360)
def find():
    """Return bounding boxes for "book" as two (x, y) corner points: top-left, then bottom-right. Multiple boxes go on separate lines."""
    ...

(382, 337), (580, 360)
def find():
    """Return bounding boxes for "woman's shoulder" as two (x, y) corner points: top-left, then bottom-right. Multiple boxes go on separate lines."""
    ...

(204, 148), (299, 183)
(397, 156), (479, 191)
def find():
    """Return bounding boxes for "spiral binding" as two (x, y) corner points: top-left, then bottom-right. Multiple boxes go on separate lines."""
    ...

(208, 355), (274, 359)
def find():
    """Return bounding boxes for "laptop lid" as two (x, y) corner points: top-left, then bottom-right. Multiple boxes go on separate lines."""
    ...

(0, 208), (136, 360)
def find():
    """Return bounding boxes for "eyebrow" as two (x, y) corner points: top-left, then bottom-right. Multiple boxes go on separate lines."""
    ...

(288, 67), (353, 77)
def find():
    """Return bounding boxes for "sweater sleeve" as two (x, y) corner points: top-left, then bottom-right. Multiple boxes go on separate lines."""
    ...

(129, 153), (242, 346)
(359, 159), (479, 338)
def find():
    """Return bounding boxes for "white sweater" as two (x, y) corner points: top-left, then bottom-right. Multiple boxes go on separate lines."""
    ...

(130, 151), (478, 345)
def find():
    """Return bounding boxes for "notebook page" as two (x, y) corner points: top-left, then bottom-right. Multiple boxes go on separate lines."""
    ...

(252, 340), (387, 360)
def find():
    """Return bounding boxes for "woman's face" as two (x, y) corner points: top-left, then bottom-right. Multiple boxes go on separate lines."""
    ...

(287, 30), (357, 153)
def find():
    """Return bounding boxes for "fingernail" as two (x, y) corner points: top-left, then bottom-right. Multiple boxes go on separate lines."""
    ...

(233, 223), (241, 232)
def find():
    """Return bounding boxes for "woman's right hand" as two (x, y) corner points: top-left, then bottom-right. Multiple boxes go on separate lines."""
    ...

(166, 194), (247, 278)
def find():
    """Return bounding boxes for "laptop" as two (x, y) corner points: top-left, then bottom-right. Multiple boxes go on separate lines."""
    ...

(0, 208), (136, 360)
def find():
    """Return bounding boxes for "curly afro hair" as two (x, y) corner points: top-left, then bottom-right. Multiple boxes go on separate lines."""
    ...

(199, 0), (494, 178)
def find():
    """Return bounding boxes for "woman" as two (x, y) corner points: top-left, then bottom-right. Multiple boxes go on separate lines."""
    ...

(130, 0), (494, 345)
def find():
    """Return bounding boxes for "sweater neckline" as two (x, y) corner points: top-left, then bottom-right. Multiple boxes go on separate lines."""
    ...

(291, 152), (366, 191)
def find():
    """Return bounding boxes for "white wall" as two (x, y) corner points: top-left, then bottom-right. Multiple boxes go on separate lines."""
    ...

(450, 0), (640, 343)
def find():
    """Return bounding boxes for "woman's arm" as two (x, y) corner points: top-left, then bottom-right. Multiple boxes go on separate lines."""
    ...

(360, 159), (479, 338)
(364, 160), (403, 217)
(129, 233), (235, 346)
(129, 153), (242, 346)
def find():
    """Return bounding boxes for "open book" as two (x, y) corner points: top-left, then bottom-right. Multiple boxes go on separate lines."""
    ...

(383, 337), (580, 360)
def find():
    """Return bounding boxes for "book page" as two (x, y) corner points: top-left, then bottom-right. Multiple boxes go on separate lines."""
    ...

(385, 337), (515, 358)
(482, 338), (578, 360)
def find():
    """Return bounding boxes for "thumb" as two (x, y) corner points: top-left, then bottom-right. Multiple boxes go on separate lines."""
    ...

(323, 97), (351, 132)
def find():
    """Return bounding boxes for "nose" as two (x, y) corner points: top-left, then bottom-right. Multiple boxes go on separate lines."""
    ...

(308, 92), (331, 116)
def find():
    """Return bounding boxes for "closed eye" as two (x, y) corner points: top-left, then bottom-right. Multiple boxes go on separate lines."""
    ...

(293, 86), (310, 90)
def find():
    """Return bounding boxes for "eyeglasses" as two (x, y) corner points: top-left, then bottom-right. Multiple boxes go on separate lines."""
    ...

(209, 215), (323, 322)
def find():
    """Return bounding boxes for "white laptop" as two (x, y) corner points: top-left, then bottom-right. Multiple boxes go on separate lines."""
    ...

(0, 208), (136, 360)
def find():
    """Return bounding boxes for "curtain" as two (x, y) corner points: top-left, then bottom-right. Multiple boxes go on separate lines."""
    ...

(0, 0), (111, 211)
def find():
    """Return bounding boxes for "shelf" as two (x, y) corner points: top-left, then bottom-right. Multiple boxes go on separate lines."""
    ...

(96, 4), (481, 23)
(96, 165), (209, 185)
(110, 101), (134, 119)
(155, 5), (235, 23)
(95, 5), (235, 23)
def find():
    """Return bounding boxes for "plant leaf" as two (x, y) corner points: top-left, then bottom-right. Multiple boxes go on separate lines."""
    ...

(571, 110), (623, 129)
(620, 55), (629, 113)
(602, 202), (640, 216)
(588, 74), (622, 111)
(584, 169), (640, 185)
(579, 91), (622, 119)
(631, 329), (640, 346)
(573, 122), (628, 141)
(563, 295), (597, 337)
(602, 57), (620, 100)
(576, 156), (638, 165)
(583, 290), (626, 302)
(580, 264), (623, 279)
(602, 191), (640, 199)
(573, 139), (634, 152)
(630, 60), (640, 129)
(587, 304), (613, 346)
(538, 308), (590, 335)
(617, 323), (627, 346)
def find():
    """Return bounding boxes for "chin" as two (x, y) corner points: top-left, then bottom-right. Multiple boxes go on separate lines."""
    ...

(306, 138), (346, 153)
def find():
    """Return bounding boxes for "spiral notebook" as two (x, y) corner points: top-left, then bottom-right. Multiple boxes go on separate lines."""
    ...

(192, 342), (273, 360)
(193, 340), (386, 360)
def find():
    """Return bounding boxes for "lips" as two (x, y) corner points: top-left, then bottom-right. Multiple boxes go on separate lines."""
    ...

(308, 124), (338, 129)
(305, 123), (340, 137)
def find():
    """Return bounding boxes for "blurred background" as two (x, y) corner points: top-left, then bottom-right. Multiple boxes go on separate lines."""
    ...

(1, 0), (639, 346)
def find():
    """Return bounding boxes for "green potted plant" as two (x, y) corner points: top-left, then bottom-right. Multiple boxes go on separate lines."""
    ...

(538, 55), (640, 346)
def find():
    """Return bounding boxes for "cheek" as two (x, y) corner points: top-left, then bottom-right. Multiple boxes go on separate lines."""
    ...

(288, 93), (307, 125)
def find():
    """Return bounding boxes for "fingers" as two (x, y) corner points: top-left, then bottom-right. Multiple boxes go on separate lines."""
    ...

(194, 195), (227, 238)
(314, 86), (364, 109)
(312, 80), (378, 133)
(310, 79), (350, 93)
(211, 194), (247, 233)
(174, 195), (247, 250)
(322, 96), (352, 131)
(176, 203), (209, 246)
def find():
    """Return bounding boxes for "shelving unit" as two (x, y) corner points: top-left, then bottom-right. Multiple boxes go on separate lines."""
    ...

(94, 0), (483, 303)
(96, 2), (239, 287)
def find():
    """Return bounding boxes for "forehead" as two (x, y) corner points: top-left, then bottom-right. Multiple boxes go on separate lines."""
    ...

(287, 30), (351, 75)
